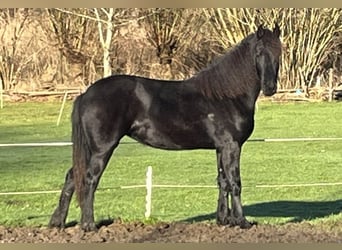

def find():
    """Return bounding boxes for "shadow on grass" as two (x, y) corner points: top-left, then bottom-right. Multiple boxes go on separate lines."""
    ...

(183, 199), (342, 223)
(27, 200), (342, 228)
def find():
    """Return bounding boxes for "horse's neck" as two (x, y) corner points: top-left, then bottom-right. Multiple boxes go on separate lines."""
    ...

(221, 81), (261, 114)
(246, 90), (261, 113)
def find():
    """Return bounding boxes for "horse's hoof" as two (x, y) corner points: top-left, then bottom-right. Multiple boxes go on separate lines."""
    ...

(216, 216), (229, 226)
(48, 218), (64, 229)
(239, 219), (256, 229)
(228, 217), (255, 229)
(81, 222), (98, 232)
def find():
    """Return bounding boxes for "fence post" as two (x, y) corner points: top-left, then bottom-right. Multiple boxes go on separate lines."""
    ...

(328, 68), (333, 102)
(56, 91), (68, 126)
(145, 166), (153, 219)
(0, 74), (3, 109)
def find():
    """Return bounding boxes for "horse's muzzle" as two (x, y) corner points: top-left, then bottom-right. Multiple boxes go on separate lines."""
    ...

(262, 85), (277, 96)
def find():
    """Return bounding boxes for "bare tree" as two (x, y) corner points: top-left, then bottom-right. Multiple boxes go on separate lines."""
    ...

(44, 8), (100, 86)
(47, 8), (138, 83)
(203, 8), (342, 90)
(143, 8), (208, 79)
(93, 8), (115, 78)
(0, 8), (31, 89)
(280, 8), (342, 91)
(90, 8), (135, 78)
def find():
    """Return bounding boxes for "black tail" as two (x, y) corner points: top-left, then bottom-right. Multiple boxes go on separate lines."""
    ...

(72, 94), (90, 205)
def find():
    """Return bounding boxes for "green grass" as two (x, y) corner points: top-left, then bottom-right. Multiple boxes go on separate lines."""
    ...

(0, 100), (341, 227)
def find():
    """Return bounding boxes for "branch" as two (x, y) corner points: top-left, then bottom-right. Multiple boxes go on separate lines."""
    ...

(53, 8), (155, 27)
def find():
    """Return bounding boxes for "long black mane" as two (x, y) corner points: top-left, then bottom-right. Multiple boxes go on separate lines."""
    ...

(190, 33), (257, 99)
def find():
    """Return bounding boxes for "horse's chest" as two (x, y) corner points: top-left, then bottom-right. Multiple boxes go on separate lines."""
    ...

(205, 112), (254, 144)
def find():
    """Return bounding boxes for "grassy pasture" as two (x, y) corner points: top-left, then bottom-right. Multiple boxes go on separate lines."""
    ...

(0, 100), (341, 227)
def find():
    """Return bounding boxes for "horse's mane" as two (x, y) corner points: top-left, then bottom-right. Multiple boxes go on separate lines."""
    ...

(189, 33), (259, 99)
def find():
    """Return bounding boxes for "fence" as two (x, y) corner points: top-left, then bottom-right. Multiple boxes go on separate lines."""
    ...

(1, 137), (342, 148)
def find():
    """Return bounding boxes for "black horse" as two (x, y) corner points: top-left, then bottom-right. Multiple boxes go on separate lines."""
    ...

(49, 24), (281, 231)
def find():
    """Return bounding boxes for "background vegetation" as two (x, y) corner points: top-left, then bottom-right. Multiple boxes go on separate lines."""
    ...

(0, 8), (341, 94)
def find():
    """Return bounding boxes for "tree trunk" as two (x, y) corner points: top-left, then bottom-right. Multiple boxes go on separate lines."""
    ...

(94, 8), (114, 78)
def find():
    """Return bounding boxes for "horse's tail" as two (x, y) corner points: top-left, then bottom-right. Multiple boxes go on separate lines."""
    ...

(72, 94), (90, 205)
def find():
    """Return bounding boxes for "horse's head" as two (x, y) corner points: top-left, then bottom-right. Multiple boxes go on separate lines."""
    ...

(254, 24), (282, 96)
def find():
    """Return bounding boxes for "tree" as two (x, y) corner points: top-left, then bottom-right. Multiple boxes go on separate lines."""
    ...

(44, 8), (99, 86)
(0, 8), (31, 89)
(143, 8), (208, 79)
(203, 8), (342, 90)
(93, 8), (115, 78)
(46, 8), (136, 83)
(280, 8), (342, 90)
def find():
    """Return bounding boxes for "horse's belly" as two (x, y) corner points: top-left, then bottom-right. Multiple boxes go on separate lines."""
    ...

(128, 119), (213, 150)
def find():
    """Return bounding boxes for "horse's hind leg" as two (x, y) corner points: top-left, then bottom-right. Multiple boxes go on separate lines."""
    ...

(78, 145), (117, 231)
(49, 167), (75, 228)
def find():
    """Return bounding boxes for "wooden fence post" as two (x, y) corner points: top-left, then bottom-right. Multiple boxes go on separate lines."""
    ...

(328, 68), (333, 102)
(0, 75), (3, 109)
(145, 166), (153, 219)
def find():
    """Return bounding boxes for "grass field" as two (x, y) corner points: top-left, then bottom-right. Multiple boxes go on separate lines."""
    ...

(0, 100), (341, 227)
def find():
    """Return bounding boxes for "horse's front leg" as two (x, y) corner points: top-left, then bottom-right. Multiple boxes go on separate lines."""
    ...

(216, 149), (230, 225)
(217, 142), (253, 229)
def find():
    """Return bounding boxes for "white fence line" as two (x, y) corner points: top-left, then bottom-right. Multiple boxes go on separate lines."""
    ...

(0, 142), (73, 147)
(2, 182), (342, 196)
(254, 137), (342, 142)
(0, 190), (61, 195)
(1, 137), (342, 147)
(120, 184), (217, 189)
(255, 182), (342, 188)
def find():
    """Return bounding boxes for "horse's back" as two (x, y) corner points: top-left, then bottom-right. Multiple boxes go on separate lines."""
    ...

(82, 75), (137, 99)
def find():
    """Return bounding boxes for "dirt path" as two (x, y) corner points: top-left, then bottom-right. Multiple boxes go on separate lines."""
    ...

(1, 221), (342, 243)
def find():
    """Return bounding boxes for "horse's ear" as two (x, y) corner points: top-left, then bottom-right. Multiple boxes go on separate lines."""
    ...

(273, 23), (281, 37)
(257, 25), (264, 39)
